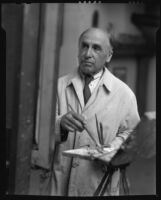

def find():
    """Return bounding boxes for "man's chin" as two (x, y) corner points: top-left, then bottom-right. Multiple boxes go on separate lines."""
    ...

(79, 65), (93, 75)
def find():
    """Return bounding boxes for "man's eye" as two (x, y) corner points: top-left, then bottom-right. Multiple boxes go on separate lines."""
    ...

(93, 45), (101, 51)
(81, 43), (88, 49)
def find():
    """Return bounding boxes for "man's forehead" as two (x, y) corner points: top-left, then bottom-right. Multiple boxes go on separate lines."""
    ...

(80, 29), (110, 46)
(81, 37), (104, 47)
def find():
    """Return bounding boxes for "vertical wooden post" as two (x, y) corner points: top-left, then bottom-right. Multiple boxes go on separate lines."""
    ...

(31, 3), (64, 169)
(8, 3), (40, 194)
(49, 3), (64, 165)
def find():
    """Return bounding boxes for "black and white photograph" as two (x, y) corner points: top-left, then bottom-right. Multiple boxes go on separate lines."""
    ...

(4, 2), (158, 196)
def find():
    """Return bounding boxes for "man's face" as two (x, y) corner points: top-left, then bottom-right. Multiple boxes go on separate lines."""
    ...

(78, 29), (112, 76)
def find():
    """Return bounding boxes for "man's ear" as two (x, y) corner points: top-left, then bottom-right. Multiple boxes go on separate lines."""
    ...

(106, 49), (113, 63)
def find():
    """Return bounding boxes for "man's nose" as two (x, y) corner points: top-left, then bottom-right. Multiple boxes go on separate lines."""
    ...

(85, 47), (92, 57)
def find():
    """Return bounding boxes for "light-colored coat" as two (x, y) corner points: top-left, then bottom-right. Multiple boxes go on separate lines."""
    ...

(51, 67), (140, 196)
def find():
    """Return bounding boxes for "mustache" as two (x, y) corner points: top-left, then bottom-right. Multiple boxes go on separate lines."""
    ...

(80, 60), (94, 64)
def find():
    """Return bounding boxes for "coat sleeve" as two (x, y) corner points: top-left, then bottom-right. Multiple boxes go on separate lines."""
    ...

(110, 94), (140, 150)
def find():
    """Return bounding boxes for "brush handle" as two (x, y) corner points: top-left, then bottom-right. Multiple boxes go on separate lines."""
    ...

(84, 124), (101, 147)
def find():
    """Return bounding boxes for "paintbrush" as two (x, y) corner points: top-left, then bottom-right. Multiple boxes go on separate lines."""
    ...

(95, 114), (102, 146)
(95, 114), (107, 153)
(67, 104), (101, 149)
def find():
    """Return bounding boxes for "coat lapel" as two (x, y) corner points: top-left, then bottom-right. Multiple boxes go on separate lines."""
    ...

(71, 74), (85, 110)
(83, 68), (112, 112)
(68, 67), (112, 112)
(84, 80), (101, 111)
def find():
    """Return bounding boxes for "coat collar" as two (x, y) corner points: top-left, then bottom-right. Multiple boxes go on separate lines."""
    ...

(67, 67), (114, 92)
(67, 67), (82, 87)
(100, 67), (113, 92)
(66, 67), (114, 109)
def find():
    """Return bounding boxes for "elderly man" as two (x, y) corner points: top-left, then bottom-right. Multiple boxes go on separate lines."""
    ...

(51, 28), (140, 196)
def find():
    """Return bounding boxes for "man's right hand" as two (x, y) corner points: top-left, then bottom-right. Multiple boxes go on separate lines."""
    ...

(60, 111), (87, 132)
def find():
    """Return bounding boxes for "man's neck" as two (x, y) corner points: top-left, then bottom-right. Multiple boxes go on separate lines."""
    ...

(78, 67), (105, 80)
